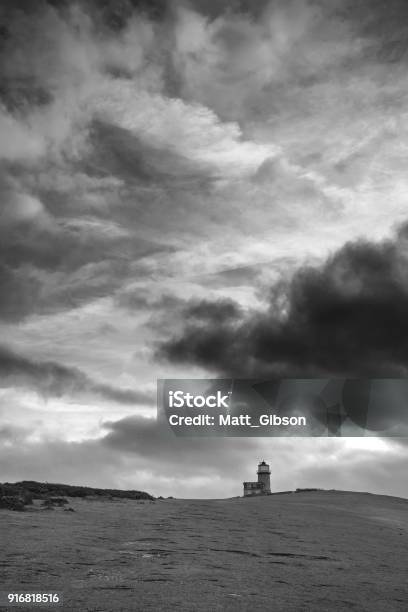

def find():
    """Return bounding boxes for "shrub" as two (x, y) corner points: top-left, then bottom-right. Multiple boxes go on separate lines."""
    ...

(0, 496), (25, 511)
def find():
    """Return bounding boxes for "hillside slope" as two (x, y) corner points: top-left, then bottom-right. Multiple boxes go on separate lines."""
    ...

(2, 491), (407, 611)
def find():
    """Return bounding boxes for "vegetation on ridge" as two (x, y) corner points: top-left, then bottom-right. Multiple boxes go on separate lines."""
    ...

(0, 481), (154, 511)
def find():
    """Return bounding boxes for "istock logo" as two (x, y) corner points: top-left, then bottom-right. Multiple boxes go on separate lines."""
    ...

(168, 390), (230, 409)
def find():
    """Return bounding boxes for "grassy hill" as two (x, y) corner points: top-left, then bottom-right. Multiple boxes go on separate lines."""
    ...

(2, 490), (407, 611)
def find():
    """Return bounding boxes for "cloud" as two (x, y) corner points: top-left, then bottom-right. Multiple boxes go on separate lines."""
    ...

(0, 1), (280, 328)
(1, 0), (408, 499)
(0, 234), (172, 322)
(2, 415), (404, 499)
(0, 434), (127, 491)
(0, 109), (47, 161)
(0, 405), (407, 498)
(102, 414), (261, 476)
(170, 1), (366, 120)
(0, 162), (175, 322)
(0, 345), (154, 406)
(87, 120), (216, 187)
(158, 222), (408, 378)
(92, 85), (277, 177)
(0, 1), (168, 168)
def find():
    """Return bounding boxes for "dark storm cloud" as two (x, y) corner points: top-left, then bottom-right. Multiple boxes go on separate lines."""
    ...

(0, 346), (154, 405)
(158, 223), (408, 378)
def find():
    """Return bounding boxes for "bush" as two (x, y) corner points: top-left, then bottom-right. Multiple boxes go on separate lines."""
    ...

(0, 496), (25, 511)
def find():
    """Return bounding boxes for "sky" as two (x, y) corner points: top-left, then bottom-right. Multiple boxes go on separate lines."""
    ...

(0, 0), (407, 499)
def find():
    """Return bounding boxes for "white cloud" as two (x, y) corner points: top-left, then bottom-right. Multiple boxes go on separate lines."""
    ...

(92, 83), (278, 175)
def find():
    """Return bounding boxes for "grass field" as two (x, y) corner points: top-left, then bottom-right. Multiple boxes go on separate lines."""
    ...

(2, 491), (407, 611)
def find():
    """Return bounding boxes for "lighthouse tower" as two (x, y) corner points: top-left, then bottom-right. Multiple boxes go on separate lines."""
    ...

(257, 460), (271, 493)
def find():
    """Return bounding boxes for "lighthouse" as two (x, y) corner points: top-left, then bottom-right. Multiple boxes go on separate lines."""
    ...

(243, 460), (271, 496)
(257, 460), (271, 493)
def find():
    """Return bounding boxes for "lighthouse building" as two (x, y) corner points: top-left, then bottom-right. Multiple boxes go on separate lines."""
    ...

(243, 461), (271, 496)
